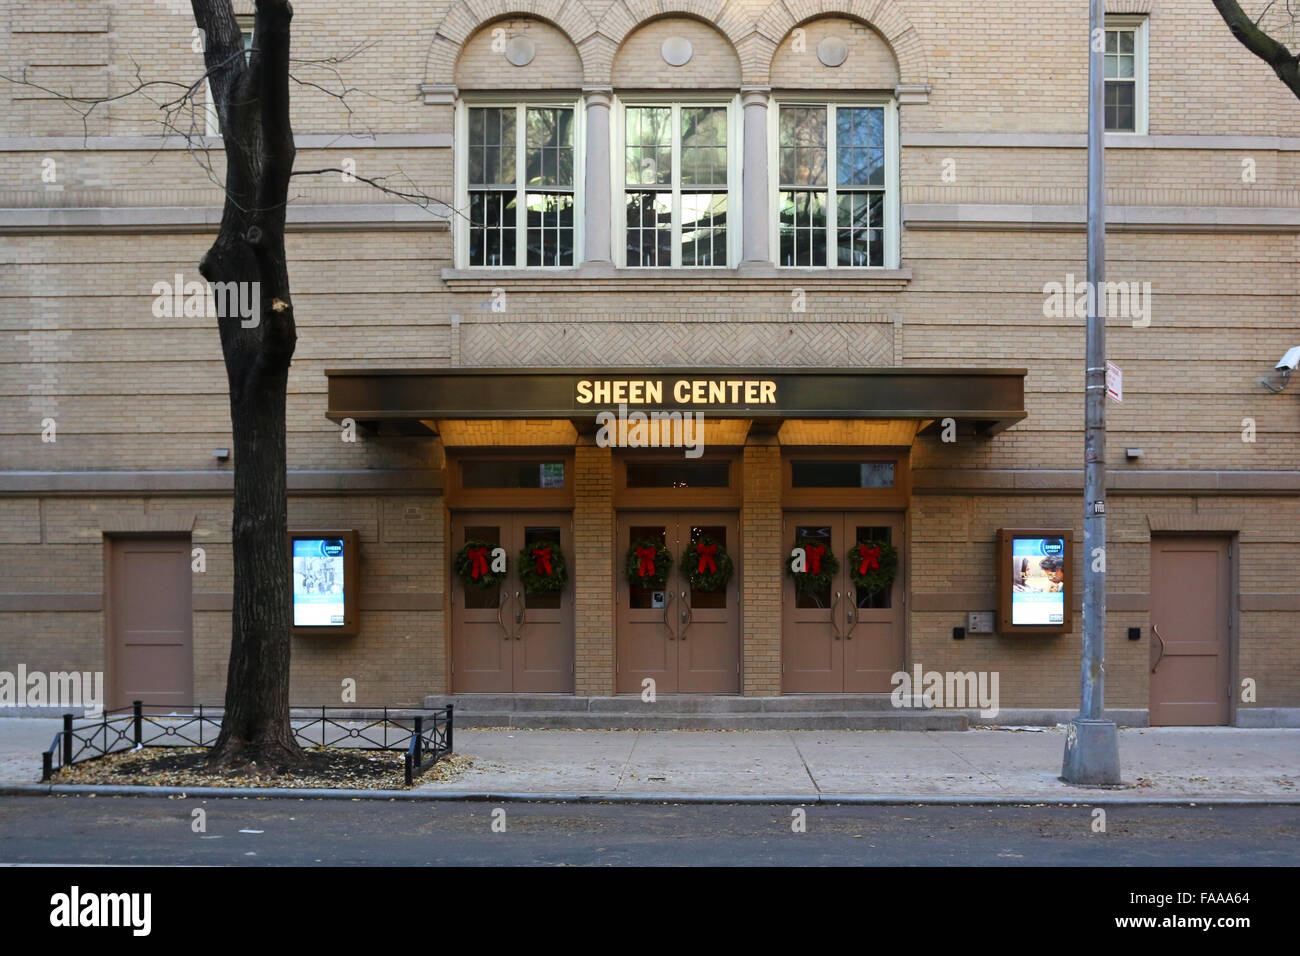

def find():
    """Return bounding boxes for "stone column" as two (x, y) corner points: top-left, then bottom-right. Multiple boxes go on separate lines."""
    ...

(582, 87), (614, 268)
(573, 437), (614, 695)
(741, 87), (771, 265)
(741, 434), (783, 695)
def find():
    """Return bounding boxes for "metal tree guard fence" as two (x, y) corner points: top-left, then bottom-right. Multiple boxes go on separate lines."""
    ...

(41, 702), (454, 787)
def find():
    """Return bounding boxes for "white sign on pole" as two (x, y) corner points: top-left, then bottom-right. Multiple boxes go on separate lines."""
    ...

(1106, 361), (1122, 403)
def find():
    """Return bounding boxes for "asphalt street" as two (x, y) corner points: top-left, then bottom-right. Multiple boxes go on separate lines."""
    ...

(0, 796), (1295, 866)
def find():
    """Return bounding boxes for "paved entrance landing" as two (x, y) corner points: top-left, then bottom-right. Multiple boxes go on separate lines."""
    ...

(424, 694), (966, 730)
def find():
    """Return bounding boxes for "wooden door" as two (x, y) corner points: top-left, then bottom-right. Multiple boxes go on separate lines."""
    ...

(1150, 535), (1231, 725)
(617, 515), (677, 693)
(450, 512), (574, 693)
(616, 512), (740, 694)
(782, 512), (905, 693)
(107, 536), (193, 711)
(676, 514), (740, 693)
(781, 514), (844, 693)
(512, 515), (574, 693)
(450, 513), (512, 692)
(842, 514), (906, 692)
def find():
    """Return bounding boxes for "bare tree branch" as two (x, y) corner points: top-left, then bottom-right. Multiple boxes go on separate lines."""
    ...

(1212, 0), (1300, 99)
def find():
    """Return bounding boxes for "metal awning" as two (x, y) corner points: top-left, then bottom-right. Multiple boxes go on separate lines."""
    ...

(324, 367), (1028, 438)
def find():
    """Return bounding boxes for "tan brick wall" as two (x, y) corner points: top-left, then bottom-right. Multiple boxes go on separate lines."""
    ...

(573, 439), (613, 696)
(741, 436), (782, 695)
(910, 491), (1300, 709)
(1, 0), (1297, 713)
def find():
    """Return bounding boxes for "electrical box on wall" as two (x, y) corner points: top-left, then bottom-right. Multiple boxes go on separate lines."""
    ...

(967, 611), (994, 634)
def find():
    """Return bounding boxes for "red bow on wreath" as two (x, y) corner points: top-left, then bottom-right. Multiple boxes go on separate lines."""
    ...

(805, 544), (826, 575)
(696, 542), (718, 574)
(531, 546), (553, 576)
(857, 546), (881, 575)
(467, 546), (489, 579)
(635, 545), (657, 578)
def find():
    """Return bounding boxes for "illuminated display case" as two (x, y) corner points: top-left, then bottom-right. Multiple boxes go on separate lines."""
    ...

(287, 529), (359, 636)
(996, 529), (1072, 635)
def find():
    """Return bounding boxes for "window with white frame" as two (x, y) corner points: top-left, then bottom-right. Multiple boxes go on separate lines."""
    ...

(463, 104), (577, 267)
(621, 102), (734, 268)
(1104, 17), (1148, 134)
(775, 102), (896, 268)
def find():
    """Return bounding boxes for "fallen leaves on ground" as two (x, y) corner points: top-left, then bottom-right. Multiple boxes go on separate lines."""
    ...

(54, 746), (474, 790)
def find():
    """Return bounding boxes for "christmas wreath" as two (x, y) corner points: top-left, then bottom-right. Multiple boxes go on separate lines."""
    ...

(786, 538), (839, 595)
(454, 540), (507, 590)
(518, 540), (567, 595)
(848, 539), (898, 594)
(680, 534), (734, 593)
(626, 538), (673, 590)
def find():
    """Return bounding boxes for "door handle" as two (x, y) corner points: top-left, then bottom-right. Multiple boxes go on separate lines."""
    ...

(844, 601), (856, 640)
(830, 591), (843, 640)
(497, 591), (510, 641)
(662, 588), (675, 639)
(679, 590), (691, 641)
(514, 591), (526, 639)
(1150, 623), (1166, 673)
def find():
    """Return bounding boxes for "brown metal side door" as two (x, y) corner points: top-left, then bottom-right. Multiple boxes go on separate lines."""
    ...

(1150, 535), (1231, 725)
(107, 536), (193, 711)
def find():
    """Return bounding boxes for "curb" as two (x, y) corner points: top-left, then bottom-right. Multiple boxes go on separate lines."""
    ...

(2, 783), (1298, 806)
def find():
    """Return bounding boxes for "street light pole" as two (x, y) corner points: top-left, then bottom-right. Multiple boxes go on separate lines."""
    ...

(1063, 0), (1122, 785)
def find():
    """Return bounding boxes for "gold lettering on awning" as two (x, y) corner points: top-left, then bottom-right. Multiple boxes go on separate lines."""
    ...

(576, 379), (777, 406)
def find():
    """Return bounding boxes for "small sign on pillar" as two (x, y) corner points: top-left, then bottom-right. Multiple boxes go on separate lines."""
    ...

(1106, 361), (1122, 403)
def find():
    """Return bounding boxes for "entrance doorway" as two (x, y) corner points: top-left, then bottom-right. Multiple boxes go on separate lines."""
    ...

(616, 512), (740, 694)
(450, 512), (574, 693)
(1150, 535), (1232, 725)
(106, 535), (193, 711)
(782, 512), (905, 693)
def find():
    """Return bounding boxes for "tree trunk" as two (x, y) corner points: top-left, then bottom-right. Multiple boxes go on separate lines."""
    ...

(192, 0), (304, 768)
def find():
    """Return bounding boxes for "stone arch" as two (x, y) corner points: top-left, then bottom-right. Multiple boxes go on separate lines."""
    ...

(755, 0), (931, 89)
(610, 15), (743, 89)
(594, 1), (756, 86)
(455, 18), (584, 90)
(425, 0), (599, 87)
(769, 16), (900, 90)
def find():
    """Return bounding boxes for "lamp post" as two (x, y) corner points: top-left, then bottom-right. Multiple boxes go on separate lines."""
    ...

(1063, 0), (1122, 785)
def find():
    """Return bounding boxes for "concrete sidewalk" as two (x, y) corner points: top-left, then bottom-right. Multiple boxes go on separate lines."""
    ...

(2, 718), (1296, 801)
(417, 726), (1300, 801)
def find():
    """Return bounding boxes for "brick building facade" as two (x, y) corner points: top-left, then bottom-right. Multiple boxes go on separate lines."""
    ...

(1, 0), (1297, 724)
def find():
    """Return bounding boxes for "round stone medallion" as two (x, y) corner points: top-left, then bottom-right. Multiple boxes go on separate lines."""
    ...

(661, 36), (694, 67)
(817, 35), (849, 68)
(505, 35), (536, 67)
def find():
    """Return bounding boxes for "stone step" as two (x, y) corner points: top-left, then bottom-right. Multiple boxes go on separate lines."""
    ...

(442, 710), (968, 732)
(424, 694), (907, 715)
